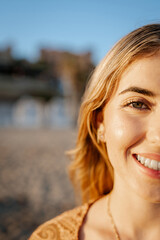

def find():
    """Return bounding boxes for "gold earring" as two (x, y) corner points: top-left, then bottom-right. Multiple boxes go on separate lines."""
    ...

(97, 124), (105, 144)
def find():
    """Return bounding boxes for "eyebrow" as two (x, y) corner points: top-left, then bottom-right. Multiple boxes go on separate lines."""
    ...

(119, 86), (155, 97)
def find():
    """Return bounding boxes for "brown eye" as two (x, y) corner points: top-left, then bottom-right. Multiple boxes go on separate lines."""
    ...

(130, 101), (148, 109)
(123, 99), (150, 111)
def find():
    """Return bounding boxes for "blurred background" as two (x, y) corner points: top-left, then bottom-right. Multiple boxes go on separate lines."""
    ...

(0, 0), (160, 239)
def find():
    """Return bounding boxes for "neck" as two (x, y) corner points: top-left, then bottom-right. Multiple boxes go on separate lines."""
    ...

(110, 179), (160, 239)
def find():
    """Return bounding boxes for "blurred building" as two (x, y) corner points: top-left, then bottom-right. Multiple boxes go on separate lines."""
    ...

(0, 47), (94, 128)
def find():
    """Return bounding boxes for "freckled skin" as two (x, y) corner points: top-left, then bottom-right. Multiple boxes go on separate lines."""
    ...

(103, 54), (160, 202)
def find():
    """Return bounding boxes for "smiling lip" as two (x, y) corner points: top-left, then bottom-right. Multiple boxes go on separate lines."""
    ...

(133, 154), (160, 179)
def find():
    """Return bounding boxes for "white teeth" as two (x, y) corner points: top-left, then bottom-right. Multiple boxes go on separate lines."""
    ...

(141, 157), (145, 164)
(136, 155), (160, 171)
(144, 158), (150, 167)
(158, 162), (160, 170)
(151, 160), (158, 170)
(137, 156), (141, 162)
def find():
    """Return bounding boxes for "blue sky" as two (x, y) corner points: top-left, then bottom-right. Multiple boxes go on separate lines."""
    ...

(0, 0), (160, 63)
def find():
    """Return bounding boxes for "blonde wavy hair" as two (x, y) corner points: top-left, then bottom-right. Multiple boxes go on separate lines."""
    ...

(69, 23), (160, 203)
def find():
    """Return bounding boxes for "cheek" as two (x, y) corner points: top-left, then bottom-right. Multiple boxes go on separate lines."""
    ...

(104, 111), (145, 156)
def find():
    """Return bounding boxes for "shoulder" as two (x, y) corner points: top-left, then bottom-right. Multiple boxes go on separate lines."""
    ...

(29, 203), (90, 240)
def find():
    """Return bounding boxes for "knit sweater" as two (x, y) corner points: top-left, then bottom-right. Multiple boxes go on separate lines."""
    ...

(29, 203), (90, 240)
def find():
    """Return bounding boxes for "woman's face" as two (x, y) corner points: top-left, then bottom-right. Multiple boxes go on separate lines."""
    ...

(102, 53), (160, 202)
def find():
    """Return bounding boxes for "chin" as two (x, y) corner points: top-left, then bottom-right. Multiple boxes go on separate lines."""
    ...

(133, 184), (160, 204)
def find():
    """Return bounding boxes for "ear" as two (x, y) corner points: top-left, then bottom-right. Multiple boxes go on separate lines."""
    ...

(96, 110), (105, 143)
(96, 111), (103, 128)
(97, 123), (105, 143)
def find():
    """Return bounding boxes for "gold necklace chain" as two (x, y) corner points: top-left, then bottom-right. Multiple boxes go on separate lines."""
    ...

(107, 195), (121, 240)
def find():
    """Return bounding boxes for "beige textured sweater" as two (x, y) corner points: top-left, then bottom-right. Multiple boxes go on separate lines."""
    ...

(29, 203), (90, 240)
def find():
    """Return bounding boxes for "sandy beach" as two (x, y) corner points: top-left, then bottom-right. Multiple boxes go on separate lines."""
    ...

(0, 127), (77, 240)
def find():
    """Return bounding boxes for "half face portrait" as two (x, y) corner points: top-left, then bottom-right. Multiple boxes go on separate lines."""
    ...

(101, 52), (160, 202)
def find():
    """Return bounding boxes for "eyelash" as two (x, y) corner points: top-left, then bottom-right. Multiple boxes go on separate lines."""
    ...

(123, 100), (150, 111)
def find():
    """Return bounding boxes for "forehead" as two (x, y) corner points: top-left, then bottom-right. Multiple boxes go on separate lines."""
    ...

(116, 53), (160, 94)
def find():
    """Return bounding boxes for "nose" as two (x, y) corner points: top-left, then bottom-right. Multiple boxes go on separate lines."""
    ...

(146, 114), (160, 144)
(146, 128), (160, 144)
